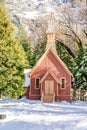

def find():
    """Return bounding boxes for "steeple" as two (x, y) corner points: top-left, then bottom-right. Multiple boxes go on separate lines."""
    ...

(46, 13), (56, 52)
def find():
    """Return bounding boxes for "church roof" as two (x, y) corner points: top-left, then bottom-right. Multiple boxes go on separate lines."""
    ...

(29, 48), (73, 77)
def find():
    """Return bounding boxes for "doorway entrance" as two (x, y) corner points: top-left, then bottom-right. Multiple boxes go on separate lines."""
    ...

(42, 80), (54, 102)
(45, 80), (54, 95)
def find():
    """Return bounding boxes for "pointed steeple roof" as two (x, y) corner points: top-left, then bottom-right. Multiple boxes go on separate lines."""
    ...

(47, 12), (56, 33)
(46, 12), (56, 52)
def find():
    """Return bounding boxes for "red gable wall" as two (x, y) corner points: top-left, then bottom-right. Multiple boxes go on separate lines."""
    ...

(29, 49), (71, 101)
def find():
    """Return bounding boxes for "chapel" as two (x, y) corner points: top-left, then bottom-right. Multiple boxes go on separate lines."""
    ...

(22, 14), (73, 103)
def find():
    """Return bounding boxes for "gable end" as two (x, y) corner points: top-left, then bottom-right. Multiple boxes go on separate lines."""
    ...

(30, 48), (73, 77)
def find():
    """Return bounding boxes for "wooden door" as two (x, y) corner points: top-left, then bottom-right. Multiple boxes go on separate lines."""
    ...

(45, 80), (54, 95)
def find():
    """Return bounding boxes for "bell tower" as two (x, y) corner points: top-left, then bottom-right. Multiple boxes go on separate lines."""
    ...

(46, 13), (56, 52)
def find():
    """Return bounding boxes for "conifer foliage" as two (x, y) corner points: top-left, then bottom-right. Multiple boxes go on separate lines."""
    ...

(16, 25), (36, 68)
(0, 4), (28, 98)
(73, 48), (87, 90)
(56, 40), (74, 71)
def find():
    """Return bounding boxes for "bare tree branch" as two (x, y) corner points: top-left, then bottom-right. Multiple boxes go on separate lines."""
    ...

(83, 30), (87, 39)
(65, 24), (83, 48)
(56, 39), (75, 58)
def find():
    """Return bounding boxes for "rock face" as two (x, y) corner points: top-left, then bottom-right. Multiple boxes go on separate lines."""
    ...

(5, 0), (71, 28)
(5, 0), (87, 46)
(5, 1), (68, 40)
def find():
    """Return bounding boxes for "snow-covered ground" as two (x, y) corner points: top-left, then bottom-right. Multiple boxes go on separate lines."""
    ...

(0, 98), (87, 130)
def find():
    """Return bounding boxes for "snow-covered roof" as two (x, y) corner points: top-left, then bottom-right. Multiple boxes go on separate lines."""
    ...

(23, 69), (31, 87)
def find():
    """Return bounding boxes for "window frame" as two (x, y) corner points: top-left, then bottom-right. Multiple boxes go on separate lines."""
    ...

(35, 77), (40, 89)
(60, 77), (66, 89)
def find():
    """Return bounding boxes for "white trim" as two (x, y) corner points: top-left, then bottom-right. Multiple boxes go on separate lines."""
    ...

(58, 95), (71, 96)
(70, 76), (72, 98)
(29, 76), (31, 96)
(57, 83), (59, 96)
(40, 69), (60, 83)
(29, 95), (41, 96)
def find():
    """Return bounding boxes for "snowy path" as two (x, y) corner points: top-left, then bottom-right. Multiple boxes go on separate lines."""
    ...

(0, 98), (87, 130)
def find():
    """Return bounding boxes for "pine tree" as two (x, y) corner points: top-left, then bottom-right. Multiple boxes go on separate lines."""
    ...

(0, 4), (14, 40)
(56, 41), (74, 72)
(0, 4), (28, 98)
(0, 0), (5, 4)
(73, 48), (87, 100)
(16, 25), (36, 68)
(72, 48), (87, 93)
(34, 40), (46, 63)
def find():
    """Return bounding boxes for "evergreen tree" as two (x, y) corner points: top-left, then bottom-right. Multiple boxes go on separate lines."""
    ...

(73, 48), (87, 90)
(0, 0), (5, 4)
(16, 25), (47, 69)
(0, 4), (14, 39)
(34, 40), (46, 63)
(16, 25), (36, 68)
(56, 41), (74, 72)
(0, 4), (28, 98)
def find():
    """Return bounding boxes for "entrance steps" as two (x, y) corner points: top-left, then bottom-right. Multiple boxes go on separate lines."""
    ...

(42, 95), (54, 103)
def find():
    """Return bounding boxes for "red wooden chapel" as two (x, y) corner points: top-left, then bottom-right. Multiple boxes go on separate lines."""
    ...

(22, 14), (73, 103)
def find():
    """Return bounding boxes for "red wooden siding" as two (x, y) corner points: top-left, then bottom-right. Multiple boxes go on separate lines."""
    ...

(29, 49), (72, 101)
(22, 87), (30, 98)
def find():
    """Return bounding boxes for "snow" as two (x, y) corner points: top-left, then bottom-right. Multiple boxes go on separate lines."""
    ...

(76, 72), (81, 76)
(0, 98), (87, 130)
(24, 11), (39, 19)
(23, 69), (31, 87)
(24, 69), (31, 74)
